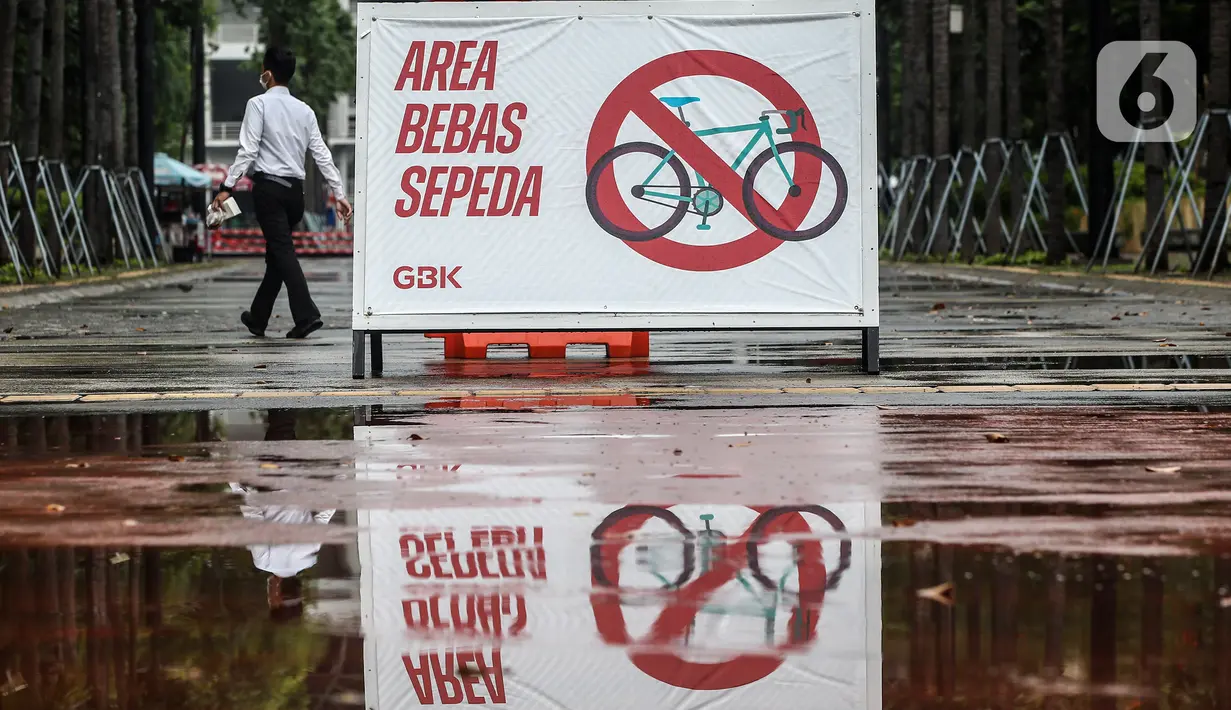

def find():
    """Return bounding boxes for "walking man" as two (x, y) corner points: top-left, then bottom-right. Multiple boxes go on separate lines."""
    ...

(212, 47), (352, 339)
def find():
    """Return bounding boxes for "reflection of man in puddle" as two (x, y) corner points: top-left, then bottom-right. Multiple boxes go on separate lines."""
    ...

(229, 409), (336, 621)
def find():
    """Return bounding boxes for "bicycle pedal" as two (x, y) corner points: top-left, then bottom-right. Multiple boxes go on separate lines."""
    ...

(696, 224), (712, 231)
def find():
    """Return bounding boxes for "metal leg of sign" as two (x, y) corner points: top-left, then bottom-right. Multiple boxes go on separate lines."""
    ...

(352, 330), (366, 380)
(371, 332), (384, 378)
(861, 327), (880, 375)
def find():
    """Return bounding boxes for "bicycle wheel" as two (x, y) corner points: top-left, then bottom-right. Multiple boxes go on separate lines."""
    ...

(586, 142), (691, 242)
(745, 505), (851, 595)
(590, 505), (695, 590)
(742, 142), (848, 242)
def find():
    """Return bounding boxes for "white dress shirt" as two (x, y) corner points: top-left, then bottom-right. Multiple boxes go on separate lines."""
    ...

(231, 483), (336, 578)
(224, 85), (348, 201)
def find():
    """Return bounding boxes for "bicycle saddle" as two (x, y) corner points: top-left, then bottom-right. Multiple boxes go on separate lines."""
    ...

(659, 96), (700, 108)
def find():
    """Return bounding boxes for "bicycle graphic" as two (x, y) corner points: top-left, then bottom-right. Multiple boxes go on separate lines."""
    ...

(589, 505), (852, 645)
(585, 96), (849, 243)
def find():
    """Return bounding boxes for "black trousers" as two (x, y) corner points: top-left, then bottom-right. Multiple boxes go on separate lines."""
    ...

(251, 177), (320, 328)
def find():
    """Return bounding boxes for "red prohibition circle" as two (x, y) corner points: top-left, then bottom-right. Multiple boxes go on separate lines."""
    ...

(586, 51), (824, 272)
(590, 505), (827, 690)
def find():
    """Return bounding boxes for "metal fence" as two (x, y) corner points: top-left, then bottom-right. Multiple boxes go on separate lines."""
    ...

(879, 110), (1231, 279)
(0, 143), (164, 284)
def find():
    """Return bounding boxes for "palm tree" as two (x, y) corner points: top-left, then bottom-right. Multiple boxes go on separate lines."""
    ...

(18, 0), (48, 266)
(1141, 0), (1166, 269)
(958, 0), (979, 259)
(121, 0), (138, 166)
(931, 0), (951, 255)
(984, 0), (1005, 255)
(1004, 0), (1023, 249)
(1202, 0), (1230, 274)
(1044, 0), (1066, 264)
(46, 0), (66, 160)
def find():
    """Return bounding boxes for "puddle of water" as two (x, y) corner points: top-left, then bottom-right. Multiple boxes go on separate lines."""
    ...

(3, 406), (1231, 707)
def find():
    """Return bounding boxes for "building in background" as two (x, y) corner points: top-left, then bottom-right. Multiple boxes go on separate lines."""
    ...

(203, 1), (357, 212)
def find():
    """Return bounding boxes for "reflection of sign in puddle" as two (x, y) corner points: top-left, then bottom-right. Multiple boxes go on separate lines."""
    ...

(357, 438), (880, 708)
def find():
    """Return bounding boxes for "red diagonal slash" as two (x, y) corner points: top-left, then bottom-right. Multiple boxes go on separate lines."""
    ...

(590, 505), (826, 691)
(586, 50), (824, 272)
(630, 96), (793, 232)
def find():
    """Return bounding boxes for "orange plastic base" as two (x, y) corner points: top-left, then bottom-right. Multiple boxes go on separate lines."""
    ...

(424, 332), (650, 359)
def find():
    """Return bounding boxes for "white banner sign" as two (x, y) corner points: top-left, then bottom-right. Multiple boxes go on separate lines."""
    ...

(353, 0), (878, 331)
(356, 417), (882, 709)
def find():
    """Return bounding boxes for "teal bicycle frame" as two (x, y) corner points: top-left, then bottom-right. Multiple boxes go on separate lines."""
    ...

(639, 115), (797, 207)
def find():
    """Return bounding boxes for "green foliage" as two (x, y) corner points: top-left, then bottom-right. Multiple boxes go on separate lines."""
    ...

(235, 0), (357, 119)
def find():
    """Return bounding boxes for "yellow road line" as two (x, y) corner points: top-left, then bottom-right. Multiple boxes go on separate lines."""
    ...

(7, 382), (1231, 404)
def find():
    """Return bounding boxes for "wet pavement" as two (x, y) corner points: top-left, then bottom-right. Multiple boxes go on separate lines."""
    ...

(3, 262), (1231, 707)
(1, 259), (1231, 401)
(2, 405), (1231, 707)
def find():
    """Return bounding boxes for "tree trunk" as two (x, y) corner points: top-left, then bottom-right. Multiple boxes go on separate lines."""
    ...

(983, 0), (1004, 255)
(99, 0), (123, 168)
(1141, 0), (1167, 269)
(46, 0), (64, 159)
(1044, 0), (1066, 264)
(958, 0), (979, 260)
(0, 0), (18, 145)
(1200, 0), (1230, 274)
(19, 0), (48, 266)
(82, 0), (109, 262)
(930, 0), (951, 255)
(120, 0), (137, 166)
(900, 0), (917, 160)
(1004, 0), (1023, 251)
(877, 8), (891, 163)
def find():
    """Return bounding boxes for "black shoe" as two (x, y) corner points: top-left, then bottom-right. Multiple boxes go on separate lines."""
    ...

(286, 319), (323, 339)
(241, 311), (265, 337)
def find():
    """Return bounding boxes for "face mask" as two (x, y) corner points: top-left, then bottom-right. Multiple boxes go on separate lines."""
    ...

(260, 71), (270, 90)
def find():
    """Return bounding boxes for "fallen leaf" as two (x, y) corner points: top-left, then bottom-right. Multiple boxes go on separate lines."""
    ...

(409, 434), (424, 441)
(582, 472), (596, 477)
(931, 302), (946, 311)
(573, 511), (589, 517)
(985, 433), (1010, 443)
(876, 405), (899, 410)
(1202, 306), (1212, 311)
(123, 519), (139, 527)
(45, 504), (65, 514)
(167, 455), (186, 462)
(891, 518), (917, 528)
(137, 351), (148, 356)
(673, 449), (683, 456)
(177, 284), (194, 292)
(135, 327), (145, 332)
(1145, 465), (1182, 474)
(253, 364), (267, 369)
(79, 324), (88, 329)
(917, 582), (956, 606)
(2, 327), (11, 334)
(1111, 316), (1121, 321)
(1159, 343), (1177, 348)
(110, 552), (130, 565)
(1200, 323), (1207, 327)
(64, 462), (89, 469)
(259, 462), (280, 470)
(729, 442), (752, 448)
(805, 378), (812, 384)
(1154, 338), (1169, 343)
(275, 314), (281, 318)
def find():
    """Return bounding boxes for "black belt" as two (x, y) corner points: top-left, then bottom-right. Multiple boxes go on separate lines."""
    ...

(253, 172), (302, 189)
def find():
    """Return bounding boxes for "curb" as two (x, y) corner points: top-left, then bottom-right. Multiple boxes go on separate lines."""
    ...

(0, 262), (248, 311)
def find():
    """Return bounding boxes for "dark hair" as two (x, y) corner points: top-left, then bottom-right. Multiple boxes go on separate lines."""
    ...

(263, 47), (297, 85)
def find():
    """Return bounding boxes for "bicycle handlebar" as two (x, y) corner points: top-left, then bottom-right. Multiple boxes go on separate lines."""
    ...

(760, 109), (807, 135)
